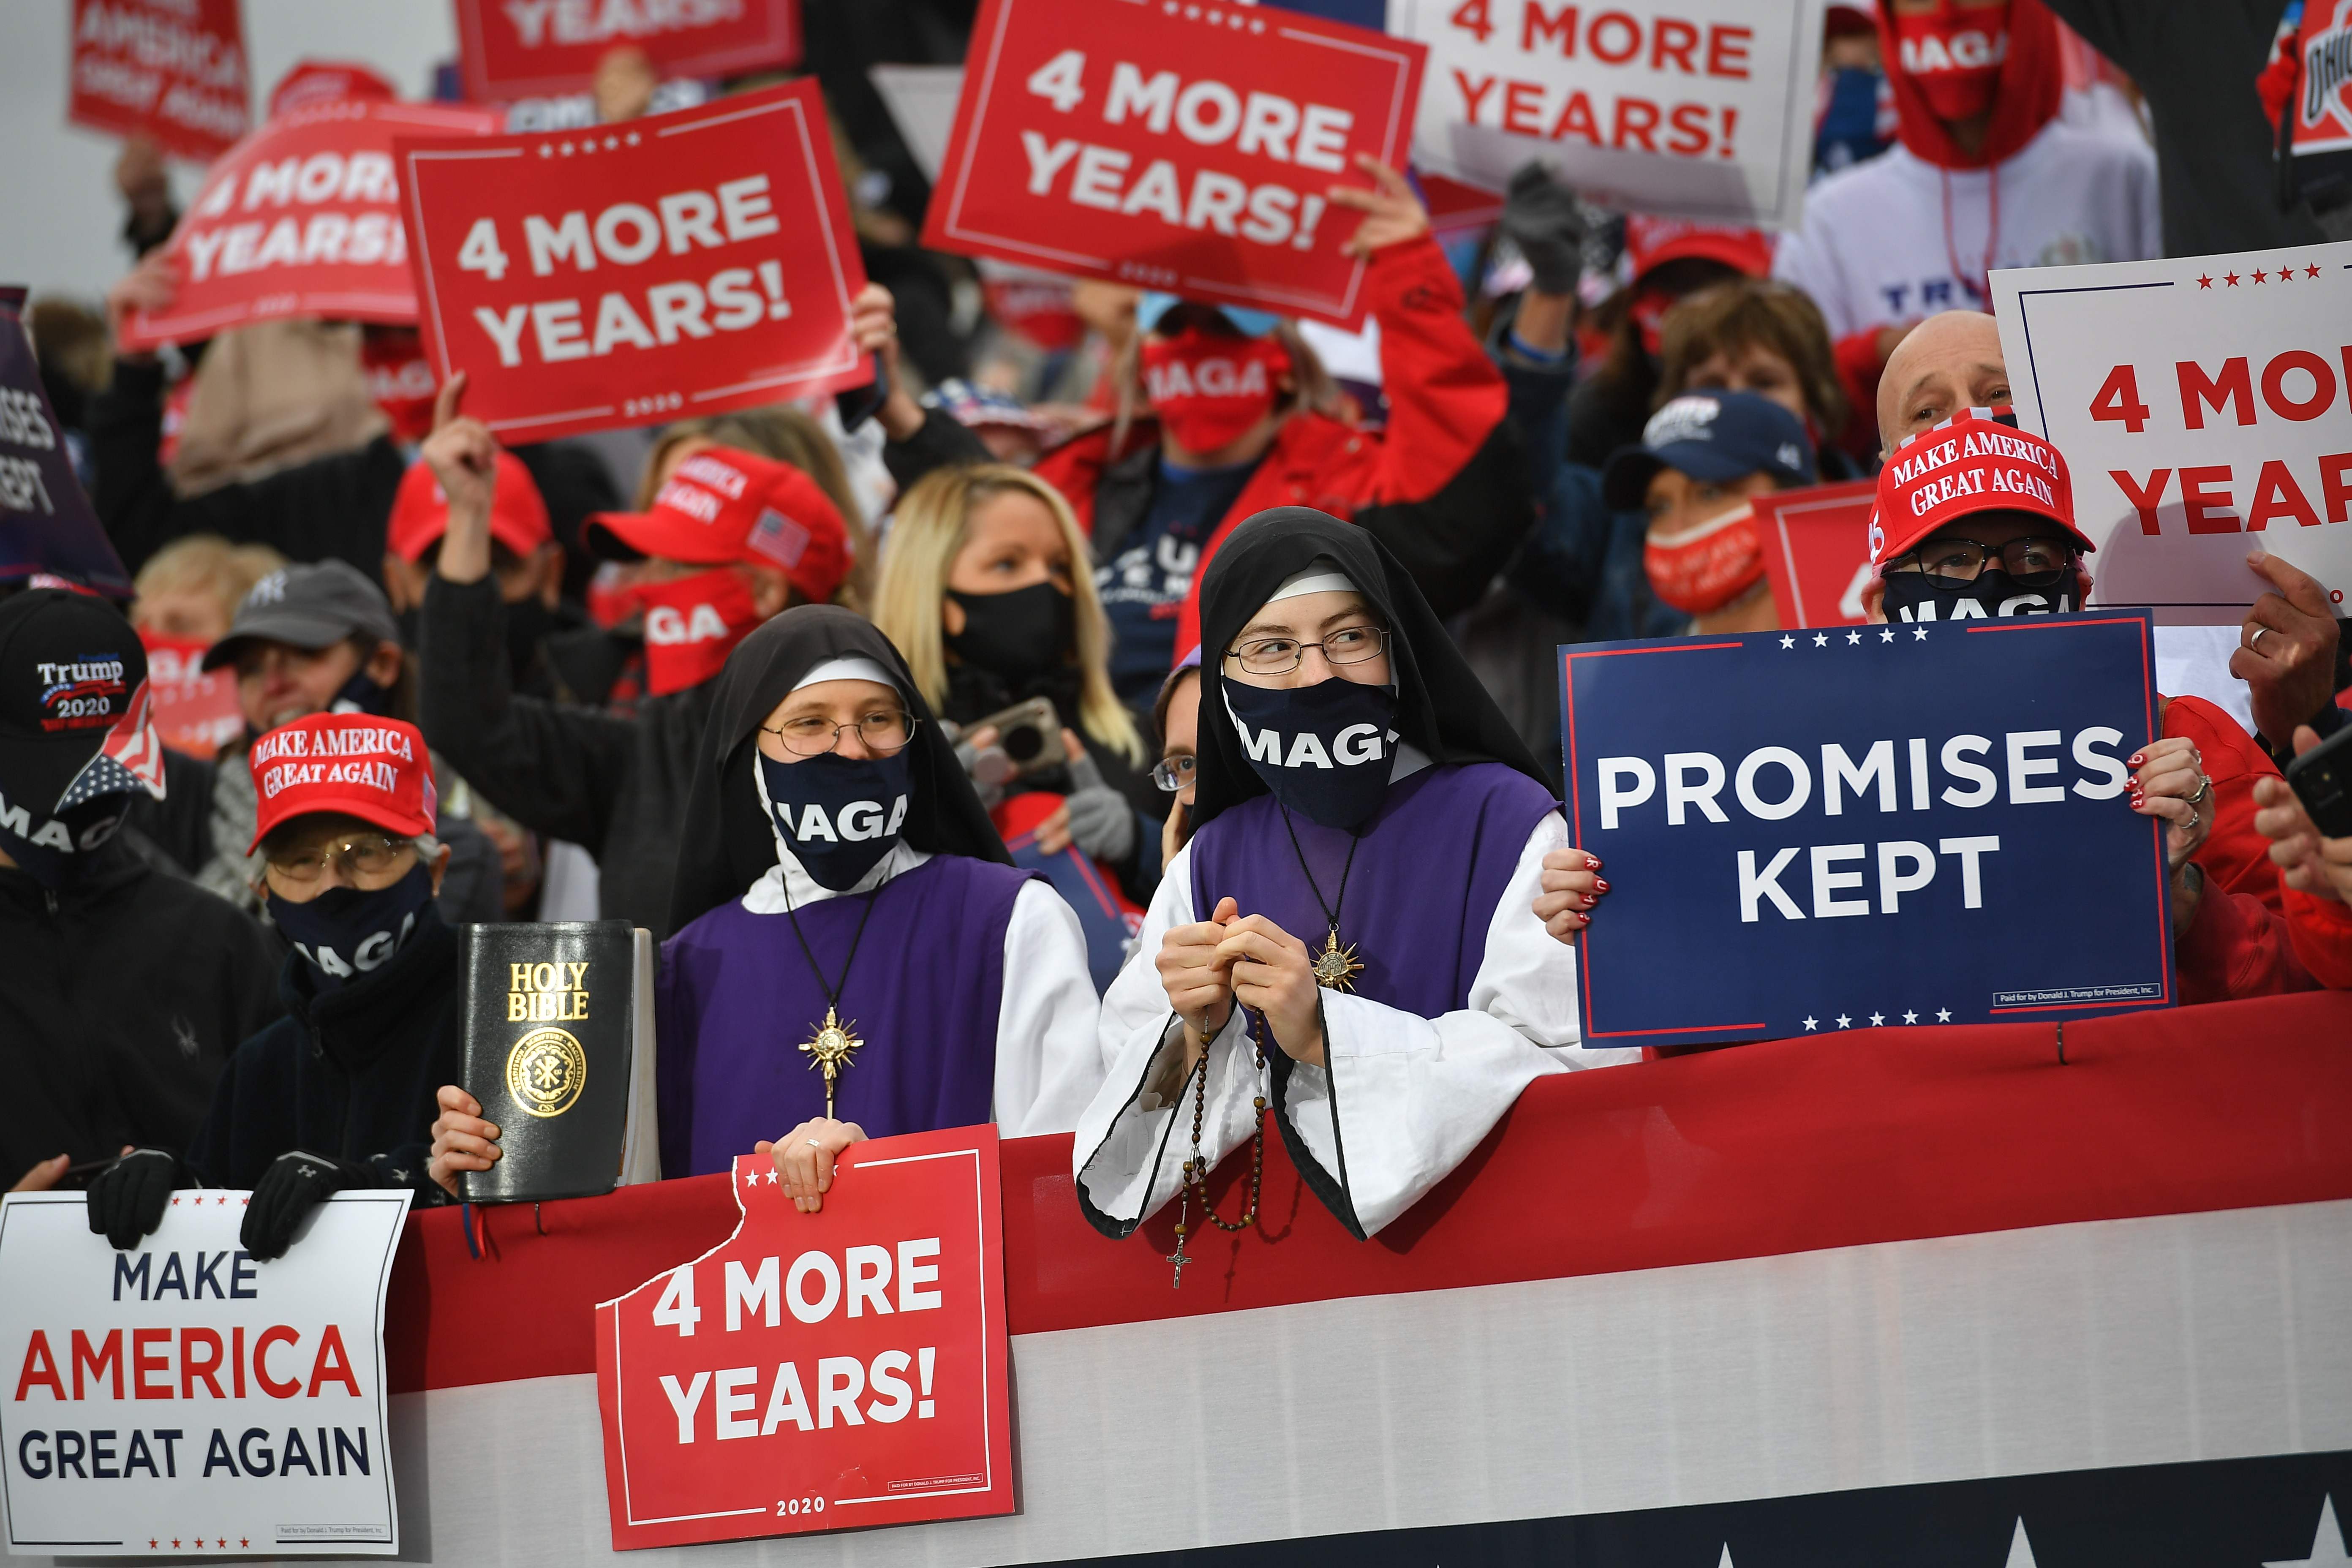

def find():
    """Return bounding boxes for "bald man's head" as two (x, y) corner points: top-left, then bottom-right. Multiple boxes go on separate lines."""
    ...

(1877, 312), (2010, 454)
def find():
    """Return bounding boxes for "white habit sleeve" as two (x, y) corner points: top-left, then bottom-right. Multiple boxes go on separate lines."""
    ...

(989, 881), (1109, 1138)
(1072, 841), (1261, 1234)
(1276, 809), (1642, 1238)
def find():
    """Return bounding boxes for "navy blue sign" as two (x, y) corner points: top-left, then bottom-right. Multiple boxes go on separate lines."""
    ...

(0, 287), (130, 597)
(1559, 611), (2172, 1043)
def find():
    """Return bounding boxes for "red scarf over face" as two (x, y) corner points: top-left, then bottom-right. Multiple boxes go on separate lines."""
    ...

(1877, 0), (2062, 170)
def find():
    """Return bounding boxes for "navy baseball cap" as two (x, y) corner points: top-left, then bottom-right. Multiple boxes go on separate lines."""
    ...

(1602, 391), (1817, 509)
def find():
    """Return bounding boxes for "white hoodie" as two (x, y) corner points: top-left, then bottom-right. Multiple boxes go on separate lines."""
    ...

(1773, 116), (2162, 341)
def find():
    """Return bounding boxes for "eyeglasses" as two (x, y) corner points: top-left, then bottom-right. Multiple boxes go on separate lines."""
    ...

(1224, 625), (1389, 677)
(264, 831), (411, 885)
(1889, 536), (2078, 590)
(761, 712), (918, 757)
(1151, 754), (1196, 793)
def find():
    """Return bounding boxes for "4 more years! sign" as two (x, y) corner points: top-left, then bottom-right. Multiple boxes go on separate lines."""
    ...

(923, 0), (1426, 329)
(0, 1190), (411, 1557)
(595, 1128), (1011, 1549)
(397, 79), (871, 443)
(1993, 239), (2352, 623)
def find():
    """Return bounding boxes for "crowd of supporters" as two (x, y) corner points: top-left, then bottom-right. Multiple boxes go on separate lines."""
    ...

(8, 0), (2350, 1252)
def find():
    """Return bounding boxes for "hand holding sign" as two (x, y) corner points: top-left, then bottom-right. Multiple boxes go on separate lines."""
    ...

(1532, 847), (1606, 939)
(2231, 552), (2344, 751)
(418, 373), (499, 586)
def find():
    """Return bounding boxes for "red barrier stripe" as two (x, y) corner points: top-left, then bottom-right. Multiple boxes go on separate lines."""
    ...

(387, 991), (2352, 1394)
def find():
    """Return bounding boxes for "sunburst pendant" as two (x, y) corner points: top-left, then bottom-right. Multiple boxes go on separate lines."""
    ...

(1310, 927), (1364, 991)
(800, 1005), (863, 1117)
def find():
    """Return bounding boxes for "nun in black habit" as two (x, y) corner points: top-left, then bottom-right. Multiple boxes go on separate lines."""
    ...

(657, 605), (1103, 1195)
(1074, 510), (1641, 1244)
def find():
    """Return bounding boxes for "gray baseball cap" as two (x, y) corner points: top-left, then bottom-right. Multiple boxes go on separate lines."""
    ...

(201, 560), (402, 672)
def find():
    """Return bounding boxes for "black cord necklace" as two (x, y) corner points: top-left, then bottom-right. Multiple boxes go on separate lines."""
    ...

(779, 870), (885, 1119)
(1278, 806), (1365, 991)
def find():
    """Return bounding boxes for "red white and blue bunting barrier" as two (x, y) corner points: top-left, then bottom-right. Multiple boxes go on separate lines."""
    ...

(46, 992), (2349, 1566)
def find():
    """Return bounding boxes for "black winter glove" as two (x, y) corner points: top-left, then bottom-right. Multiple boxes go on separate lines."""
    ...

(1500, 162), (1585, 296)
(85, 1149), (182, 1250)
(242, 1150), (374, 1261)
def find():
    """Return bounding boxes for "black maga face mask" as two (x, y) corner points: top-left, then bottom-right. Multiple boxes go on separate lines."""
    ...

(1882, 570), (2077, 622)
(758, 749), (913, 893)
(945, 582), (1074, 683)
(268, 859), (436, 988)
(1222, 675), (1400, 831)
(0, 785), (130, 888)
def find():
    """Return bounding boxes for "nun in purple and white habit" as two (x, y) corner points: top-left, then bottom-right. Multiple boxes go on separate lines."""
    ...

(1074, 510), (1641, 1244)
(659, 605), (1102, 1201)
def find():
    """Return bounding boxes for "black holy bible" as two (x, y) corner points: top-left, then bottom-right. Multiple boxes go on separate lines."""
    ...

(455, 921), (659, 1203)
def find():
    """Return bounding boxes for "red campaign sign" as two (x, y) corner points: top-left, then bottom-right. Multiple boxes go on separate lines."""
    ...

(140, 634), (245, 760)
(68, 0), (250, 163)
(120, 99), (502, 351)
(1756, 479), (1877, 629)
(452, 0), (801, 103)
(923, 0), (1428, 330)
(593, 1126), (1013, 1550)
(396, 80), (871, 444)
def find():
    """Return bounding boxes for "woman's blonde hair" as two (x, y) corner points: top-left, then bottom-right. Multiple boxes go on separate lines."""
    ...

(132, 534), (287, 622)
(876, 465), (1145, 766)
(637, 406), (875, 610)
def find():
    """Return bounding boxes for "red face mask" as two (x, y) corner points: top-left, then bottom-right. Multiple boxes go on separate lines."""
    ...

(1644, 502), (1766, 616)
(1141, 330), (1290, 455)
(1892, 0), (2012, 122)
(629, 567), (762, 696)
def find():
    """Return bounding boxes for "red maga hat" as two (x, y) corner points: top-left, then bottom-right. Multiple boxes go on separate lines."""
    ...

(247, 713), (438, 853)
(1869, 410), (2092, 567)
(1623, 215), (1775, 283)
(386, 449), (553, 563)
(583, 446), (850, 606)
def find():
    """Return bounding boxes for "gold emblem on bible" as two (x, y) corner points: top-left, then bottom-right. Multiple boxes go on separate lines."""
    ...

(506, 1027), (587, 1117)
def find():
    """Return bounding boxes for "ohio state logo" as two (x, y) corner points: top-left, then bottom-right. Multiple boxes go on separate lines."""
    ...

(2304, 0), (2352, 133)
(644, 602), (733, 644)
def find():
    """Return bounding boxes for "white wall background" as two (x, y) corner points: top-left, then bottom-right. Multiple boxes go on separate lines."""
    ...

(0, 0), (459, 307)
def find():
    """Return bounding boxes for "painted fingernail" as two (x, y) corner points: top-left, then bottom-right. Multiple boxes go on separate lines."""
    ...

(1594, 879), (1610, 893)
(2129, 754), (2144, 766)
(1585, 857), (1601, 870)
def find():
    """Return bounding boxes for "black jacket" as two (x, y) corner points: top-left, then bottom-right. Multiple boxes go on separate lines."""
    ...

(419, 573), (714, 939)
(187, 914), (458, 1199)
(87, 358), (408, 579)
(0, 843), (281, 1179)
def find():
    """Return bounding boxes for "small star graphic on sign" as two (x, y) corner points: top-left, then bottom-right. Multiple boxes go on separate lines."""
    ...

(561, 140), (575, 155)
(1913, 626), (1930, 640)
(605, 135), (619, 149)
(1803, 1016), (1818, 1030)
(2277, 259), (2297, 280)
(1903, 1010), (1919, 1024)
(2307, 263), (2322, 278)
(626, 131), (641, 144)
(764, 1168), (780, 1184)
(537, 144), (552, 158)
(2196, 274), (2212, 289)
(149, 1541), (158, 1550)
(171, 1196), (180, 1205)
(172, 1541), (180, 1550)
(2263, 1493), (2352, 1566)
(1836, 1014), (1852, 1028)
(1880, 628), (1895, 642)
(2253, 268), (2268, 283)
(1813, 632), (1829, 647)
(1780, 634), (1795, 648)
(240, 1541), (249, 1550)
(1846, 629), (1862, 645)
(2225, 272), (2242, 286)
(1869, 1012), (1886, 1026)
(1936, 1008), (1952, 1022)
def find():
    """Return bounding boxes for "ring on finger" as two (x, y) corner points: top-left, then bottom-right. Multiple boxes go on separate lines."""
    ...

(2186, 774), (2212, 808)
(2249, 625), (2269, 651)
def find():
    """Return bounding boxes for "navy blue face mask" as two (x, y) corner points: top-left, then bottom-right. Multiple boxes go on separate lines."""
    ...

(757, 749), (914, 893)
(1222, 675), (1400, 831)
(0, 785), (131, 888)
(1881, 570), (2077, 622)
(268, 859), (437, 988)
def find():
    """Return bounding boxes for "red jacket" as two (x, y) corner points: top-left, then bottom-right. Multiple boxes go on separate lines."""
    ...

(1035, 236), (1520, 665)
(2165, 695), (2319, 1004)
